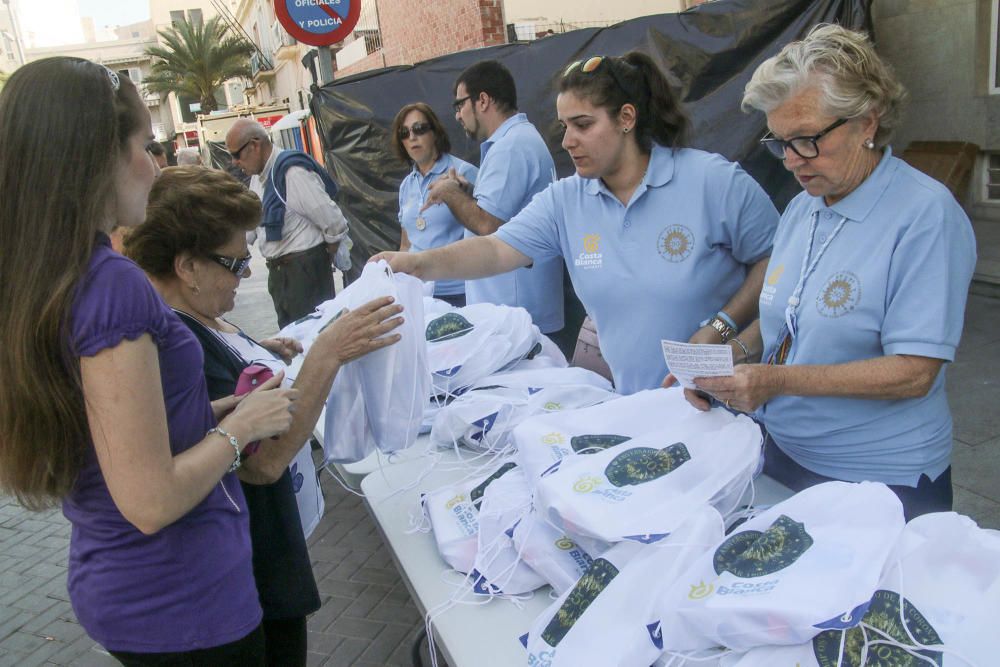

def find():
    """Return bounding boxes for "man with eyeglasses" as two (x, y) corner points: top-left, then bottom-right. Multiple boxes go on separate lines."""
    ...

(225, 118), (351, 328)
(423, 60), (566, 343)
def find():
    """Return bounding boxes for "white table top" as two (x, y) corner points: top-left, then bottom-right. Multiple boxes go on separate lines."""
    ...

(360, 444), (794, 667)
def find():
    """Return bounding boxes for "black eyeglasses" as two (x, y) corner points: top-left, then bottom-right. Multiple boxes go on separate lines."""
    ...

(228, 138), (256, 161)
(209, 252), (252, 277)
(398, 121), (432, 140)
(760, 118), (849, 160)
(563, 55), (635, 101)
(451, 95), (472, 112)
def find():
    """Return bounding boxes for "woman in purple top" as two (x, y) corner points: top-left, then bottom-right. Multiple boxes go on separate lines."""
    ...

(0, 58), (299, 665)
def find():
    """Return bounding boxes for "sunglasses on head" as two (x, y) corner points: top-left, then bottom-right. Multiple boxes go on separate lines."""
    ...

(209, 252), (252, 277)
(398, 121), (432, 140)
(228, 138), (256, 161)
(563, 55), (634, 99)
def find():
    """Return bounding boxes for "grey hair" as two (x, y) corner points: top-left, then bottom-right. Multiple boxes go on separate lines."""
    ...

(742, 24), (907, 148)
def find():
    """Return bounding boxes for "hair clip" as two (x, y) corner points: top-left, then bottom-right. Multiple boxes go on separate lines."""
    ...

(102, 65), (120, 92)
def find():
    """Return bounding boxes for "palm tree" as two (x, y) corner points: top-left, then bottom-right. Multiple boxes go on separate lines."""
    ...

(144, 16), (253, 114)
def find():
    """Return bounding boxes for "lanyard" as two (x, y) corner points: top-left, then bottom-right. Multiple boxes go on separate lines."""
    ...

(784, 210), (848, 339)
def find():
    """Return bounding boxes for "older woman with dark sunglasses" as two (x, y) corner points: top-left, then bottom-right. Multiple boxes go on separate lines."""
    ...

(376, 53), (778, 394)
(391, 102), (477, 307)
(126, 166), (404, 667)
(686, 25), (976, 521)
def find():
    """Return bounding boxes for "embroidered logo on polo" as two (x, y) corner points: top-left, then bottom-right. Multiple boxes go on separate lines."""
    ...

(760, 264), (784, 307)
(658, 225), (694, 263)
(541, 557), (620, 647)
(570, 434), (632, 454)
(816, 271), (861, 318)
(574, 234), (603, 270)
(812, 590), (943, 666)
(604, 443), (691, 487)
(713, 515), (814, 577)
(425, 313), (474, 341)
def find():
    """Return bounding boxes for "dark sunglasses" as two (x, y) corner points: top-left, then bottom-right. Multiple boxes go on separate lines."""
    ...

(228, 138), (256, 161)
(563, 55), (634, 100)
(398, 121), (433, 140)
(209, 252), (252, 277)
(760, 118), (849, 160)
(451, 95), (472, 112)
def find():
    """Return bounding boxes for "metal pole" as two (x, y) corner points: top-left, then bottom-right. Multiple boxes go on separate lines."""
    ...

(317, 45), (334, 85)
(3, 0), (26, 66)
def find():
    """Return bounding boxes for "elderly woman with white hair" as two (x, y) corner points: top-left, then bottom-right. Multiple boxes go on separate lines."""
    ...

(687, 24), (976, 520)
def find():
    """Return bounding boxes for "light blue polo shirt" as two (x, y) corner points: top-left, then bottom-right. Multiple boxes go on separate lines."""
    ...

(399, 153), (478, 296)
(757, 148), (976, 486)
(496, 144), (778, 394)
(467, 113), (564, 333)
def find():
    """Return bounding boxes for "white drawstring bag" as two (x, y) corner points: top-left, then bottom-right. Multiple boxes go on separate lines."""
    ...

(431, 369), (616, 452)
(421, 460), (522, 574)
(322, 361), (373, 464)
(512, 389), (735, 484)
(533, 413), (761, 544)
(720, 511), (1000, 667)
(288, 442), (324, 539)
(521, 505), (726, 667)
(657, 481), (905, 653)
(470, 466), (546, 596)
(340, 261), (428, 455)
(511, 508), (597, 596)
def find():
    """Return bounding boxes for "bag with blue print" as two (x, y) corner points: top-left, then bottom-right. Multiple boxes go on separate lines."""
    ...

(522, 505), (725, 667)
(510, 508), (603, 596)
(430, 366), (615, 453)
(289, 442), (324, 540)
(655, 481), (906, 654)
(469, 465), (547, 596)
(533, 406), (761, 544)
(717, 511), (1000, 667)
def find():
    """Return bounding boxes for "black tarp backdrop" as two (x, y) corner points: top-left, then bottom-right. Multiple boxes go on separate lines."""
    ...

(310, 0), (869, 283)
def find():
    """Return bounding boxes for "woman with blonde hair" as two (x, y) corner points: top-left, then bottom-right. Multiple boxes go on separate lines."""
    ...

(687, 24), (976, 520)
(0, 58), (298, 665)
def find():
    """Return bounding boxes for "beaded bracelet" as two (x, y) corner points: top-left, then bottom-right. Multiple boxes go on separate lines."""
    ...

(209, 427), (241, 473)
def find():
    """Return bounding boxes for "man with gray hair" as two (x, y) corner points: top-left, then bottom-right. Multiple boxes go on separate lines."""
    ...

(176, 147), (202, 166)
(226, 118), (350, 327)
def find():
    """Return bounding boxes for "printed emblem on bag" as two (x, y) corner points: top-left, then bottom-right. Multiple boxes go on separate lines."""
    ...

(526, 341), (543, 359)
(812, 590), (943, 666)
(570, 434), (631, 454)
(658, 225), (694, 262)
(555, 537), (594, 571)
(555, 537), (575, 550)
(604, 443), (691, 487)
(425, 312), (475, 341)
(290, 462), (304, 493)
(572, 476), (602, 493)
(541, 558), (620, 647)
(543, 401), (562, 410)
(469, 462), (517, 507)
(574, 234), (603, 270)
(542, 432), (565, 445)
(816, 271), (861, 318)
(444, 494), (465, 510)
(688, 581), (715, 600)
(713, 514), (814, 578)
(760, 264), (784, 307)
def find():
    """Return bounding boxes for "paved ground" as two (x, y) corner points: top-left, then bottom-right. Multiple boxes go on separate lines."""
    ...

(0, 250), (998, 666)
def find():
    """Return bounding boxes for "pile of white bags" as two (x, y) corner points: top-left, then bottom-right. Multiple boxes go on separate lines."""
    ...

(423, 300), (544, 397)
(430, 366), (615, 452)
(280, 261), (429, 464)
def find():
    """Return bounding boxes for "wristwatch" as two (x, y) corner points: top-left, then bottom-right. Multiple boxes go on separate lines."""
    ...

(707, 316), (737, 343)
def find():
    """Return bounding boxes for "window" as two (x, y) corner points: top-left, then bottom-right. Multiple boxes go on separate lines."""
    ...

(982, 153), (1000, 201)
(170, 10), (185, 26)
(188, 9), (203, 28)
(117, 68), (142, 84)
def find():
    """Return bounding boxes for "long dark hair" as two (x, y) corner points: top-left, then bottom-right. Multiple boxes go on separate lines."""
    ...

(0, 57), (145, 509)
(559, 51), (690, 151)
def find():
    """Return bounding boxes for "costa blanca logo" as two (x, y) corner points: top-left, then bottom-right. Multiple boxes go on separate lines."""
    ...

(543, 401), (562, 410)
(572, 476), (602, 493)
(688, 581), (714, 600)
(760, 263), (784, 307)
(658, 225), (694, 262)
(816, 271), (861, 318)
(444, 494), (465, 510)
(574, 234), (603, 270)
(555, 537), (575, 550)
(542, 432), (565, 445)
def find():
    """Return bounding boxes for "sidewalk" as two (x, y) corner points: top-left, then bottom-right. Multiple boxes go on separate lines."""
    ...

(0, 250), (997, 666)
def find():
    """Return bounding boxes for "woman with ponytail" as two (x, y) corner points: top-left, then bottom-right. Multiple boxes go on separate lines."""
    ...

(376, 52), (778, 394)
(0, 57), (298, 665)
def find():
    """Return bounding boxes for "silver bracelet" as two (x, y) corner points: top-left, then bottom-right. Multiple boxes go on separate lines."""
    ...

(209, 427), (241, 473)
(730, 337), (751, 364)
